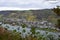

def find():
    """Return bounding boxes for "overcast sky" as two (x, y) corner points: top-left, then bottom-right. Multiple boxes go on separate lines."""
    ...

(0, 0), (60, 9)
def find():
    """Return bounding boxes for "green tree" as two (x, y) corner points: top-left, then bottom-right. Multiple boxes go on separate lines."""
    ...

(53, 6), (60, 16)
(21, 23), (27, 28)
(0, 14), (3, 21)
(53, 6), (60, 29)
(30, 26), (36, 35)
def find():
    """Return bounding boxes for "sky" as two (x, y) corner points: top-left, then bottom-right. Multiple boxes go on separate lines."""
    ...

(0, 0), (60, 10)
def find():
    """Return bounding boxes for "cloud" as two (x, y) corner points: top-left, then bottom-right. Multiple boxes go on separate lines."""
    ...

(0, 0), (60, 9)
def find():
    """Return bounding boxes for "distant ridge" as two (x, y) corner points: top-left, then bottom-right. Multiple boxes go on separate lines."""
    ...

(0, 8), (57, 20)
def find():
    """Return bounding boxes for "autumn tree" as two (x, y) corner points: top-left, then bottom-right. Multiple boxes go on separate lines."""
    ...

(22, 11), (37, 22)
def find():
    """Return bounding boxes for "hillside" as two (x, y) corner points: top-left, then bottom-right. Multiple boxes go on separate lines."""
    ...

(0, 9), (57, 20)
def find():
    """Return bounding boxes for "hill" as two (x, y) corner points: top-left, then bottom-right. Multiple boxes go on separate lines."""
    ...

(0, 9), (57, 20)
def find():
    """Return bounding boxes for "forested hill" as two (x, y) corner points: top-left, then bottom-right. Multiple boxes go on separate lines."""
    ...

(0, 9), (57, 20)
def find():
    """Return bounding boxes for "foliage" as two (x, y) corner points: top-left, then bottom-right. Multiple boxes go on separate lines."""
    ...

(53, 6), (60, 29)
(0, 14), (3, 21)
(53, 6), (60, 16)
(30, 26), (36, 34)
(0, 26), (59, 40)
(22, 11), (37, 21)
(21, 23), (27, 28)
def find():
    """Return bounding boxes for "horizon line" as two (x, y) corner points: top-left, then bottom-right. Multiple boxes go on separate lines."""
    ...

(0, 7), (54, 11)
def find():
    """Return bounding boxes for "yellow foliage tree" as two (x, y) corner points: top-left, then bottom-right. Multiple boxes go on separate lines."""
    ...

(22, 11), (36, 22)
(26, 15), (36, 22)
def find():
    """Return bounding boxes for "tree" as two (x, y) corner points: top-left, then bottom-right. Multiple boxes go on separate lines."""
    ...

(53, 6), (60, 29)
(0, 14), (3, 21)
(22, 11), (37, 22)
(53, 6), (60, 16)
